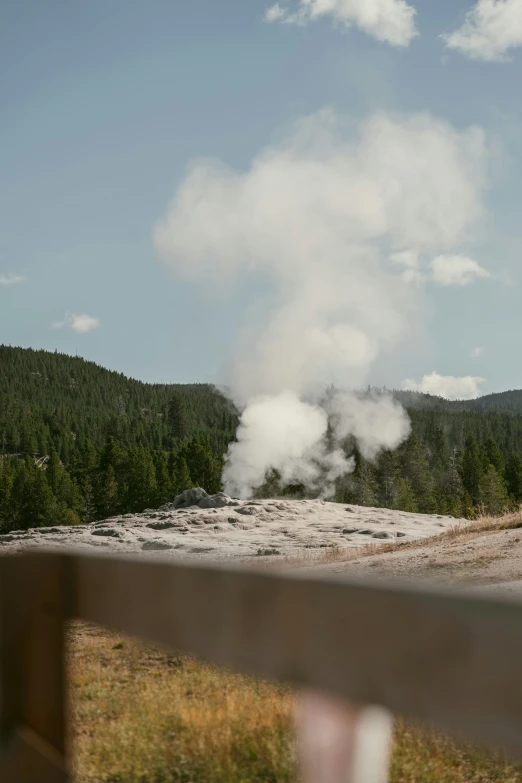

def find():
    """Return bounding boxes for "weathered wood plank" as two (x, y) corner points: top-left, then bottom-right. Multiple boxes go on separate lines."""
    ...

(70, 551), (522, 757)
(297, 691), (392, 783)
(0, 553), (70, 778)
(0, 725), (69, 783)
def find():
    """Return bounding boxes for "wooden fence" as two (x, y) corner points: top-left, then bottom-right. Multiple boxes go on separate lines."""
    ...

(1, 550), (522, 782)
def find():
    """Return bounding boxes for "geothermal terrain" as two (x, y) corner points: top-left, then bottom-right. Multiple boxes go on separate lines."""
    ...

(300, 510), (522, 596)
(0, 487), (464, 561)
(3, 485), (522, 596)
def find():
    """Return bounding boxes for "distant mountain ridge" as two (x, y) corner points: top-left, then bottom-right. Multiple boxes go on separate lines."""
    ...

(3, 345), (521, 421)
(393, 389), (522, 417)
(0, 344), (238, 456)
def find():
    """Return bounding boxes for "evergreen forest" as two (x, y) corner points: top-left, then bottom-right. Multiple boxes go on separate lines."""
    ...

(1, 345), (522, 533)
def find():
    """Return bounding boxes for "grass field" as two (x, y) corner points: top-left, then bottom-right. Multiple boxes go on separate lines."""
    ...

(70, 622), (522, 783)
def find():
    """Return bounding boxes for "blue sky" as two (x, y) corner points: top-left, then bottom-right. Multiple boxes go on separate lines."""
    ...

(2, 0), (522, 397)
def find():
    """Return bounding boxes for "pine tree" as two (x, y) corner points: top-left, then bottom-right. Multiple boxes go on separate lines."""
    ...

(400, 434), (436, 514)
(168, 394), (189, 443)
(461, 491), (476, 520)
(71, 439), (98, 491)
(375, 451), (398, 508)
(444, 447), (464, 515)
(395, 477), (418, 513)
(124, 447), (158, 511)
(172, 454), (192, 495)
(83, 482), (97, 523)
(99, 437), (126, 475)
(46, 449), (63, 495)
(429, 426), (450, 473)
(60, 507), (81, 525)
(153, 450), (172, 505)
(505, 452), (522, 503)
(460, 435), (483, 506)
(353, 460), (376, 507)
(20, 426), (37, 456)
(57, 473), (85, 518)
(0, 457), (16, 530)
(483, 436), (504, 476)
(11, 456), (57, 529)
(181, 437), (217, 492)
(210, 452), (224, 495)
(478, 464), (509, 516)
(95, 465), (120, 519)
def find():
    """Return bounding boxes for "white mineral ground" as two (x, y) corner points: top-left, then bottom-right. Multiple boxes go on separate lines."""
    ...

(3, 488), (522, 595)
(0, 488), (464, 562)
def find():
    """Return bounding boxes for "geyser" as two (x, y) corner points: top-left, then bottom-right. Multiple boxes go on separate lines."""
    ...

(155, 109), (488, 497)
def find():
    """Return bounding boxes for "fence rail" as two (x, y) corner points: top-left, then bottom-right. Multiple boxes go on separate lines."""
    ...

(1, 550), (522, 782)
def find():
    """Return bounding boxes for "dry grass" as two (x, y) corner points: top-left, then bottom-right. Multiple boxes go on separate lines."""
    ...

(70, 623), (522, 783)
(391, 721), (522, 783)
(69, 623), (295, 782)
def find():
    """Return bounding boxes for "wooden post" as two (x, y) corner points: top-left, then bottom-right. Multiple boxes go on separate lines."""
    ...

(296, 691), (392, 783)
(0, 553), (71, 782)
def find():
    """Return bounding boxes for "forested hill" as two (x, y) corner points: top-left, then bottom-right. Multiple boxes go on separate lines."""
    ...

(461, 390), (522, 416)
(395, 388), (522, 417)
(394, 391), (522, 457)
(0, 345), (238, 458)
(4, 345), (522, 461)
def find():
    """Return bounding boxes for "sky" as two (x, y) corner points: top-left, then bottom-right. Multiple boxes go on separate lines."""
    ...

(2, 0), (522, 398)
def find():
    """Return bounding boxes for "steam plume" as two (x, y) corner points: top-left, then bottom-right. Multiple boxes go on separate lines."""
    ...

(155, 109), (488, 497)
(222, 391), (352, 498)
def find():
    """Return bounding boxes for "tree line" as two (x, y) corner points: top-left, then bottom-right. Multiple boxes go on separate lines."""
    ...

(3, 425), (518, 534)
(337, 430), (521, 518)
(0, 433), (223, 533)
(256, 427), (522, 520)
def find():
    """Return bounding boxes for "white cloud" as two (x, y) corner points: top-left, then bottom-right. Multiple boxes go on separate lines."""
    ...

(70, 314), (101, 333)
(430, 254), (491, 286)
(443, 0), (522, 62)
(390, 250), (494, 288)
(471, 345), (485, 358)
(155, 109), (488, 495)
(264, 2), (286, 21)
(51, 312), (101, 334)
(264, 0), (418, 47)
(390, 249), (423, 284)
(0, 274), (27, 286)
(402, 371), (485, 400)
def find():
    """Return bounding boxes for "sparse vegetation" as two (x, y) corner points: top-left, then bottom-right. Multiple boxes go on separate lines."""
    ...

(70, 622), (522, 783)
